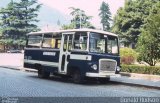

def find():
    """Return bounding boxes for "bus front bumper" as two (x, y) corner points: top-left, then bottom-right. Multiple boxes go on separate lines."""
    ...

(86, 72), (121, 78)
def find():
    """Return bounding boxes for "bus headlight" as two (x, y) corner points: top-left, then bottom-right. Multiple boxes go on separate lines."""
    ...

(116, 66), (121, 71)
(91, 64), (97, 70)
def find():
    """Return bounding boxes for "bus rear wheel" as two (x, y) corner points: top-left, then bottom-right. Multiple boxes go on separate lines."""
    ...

(38, 69), (50, 78)
(72, 70), (84, 84)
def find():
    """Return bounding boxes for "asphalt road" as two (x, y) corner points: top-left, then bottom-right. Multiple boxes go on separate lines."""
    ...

(0, 67), (160, 98)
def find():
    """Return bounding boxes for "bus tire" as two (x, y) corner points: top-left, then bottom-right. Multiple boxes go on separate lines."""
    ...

(72, 70), (84, 84)
(99, 77), (110, 84)
(38, 69), (50, 78)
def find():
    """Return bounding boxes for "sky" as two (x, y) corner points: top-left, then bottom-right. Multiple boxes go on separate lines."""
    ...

(0, 0), (125, 30)
(38, 0), (125, 29)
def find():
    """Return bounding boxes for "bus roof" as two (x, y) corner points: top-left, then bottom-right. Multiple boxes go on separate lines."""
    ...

(27, 28), (118, 37)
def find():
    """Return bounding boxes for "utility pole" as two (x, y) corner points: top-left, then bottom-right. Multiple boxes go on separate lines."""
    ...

(79, 12), (82, 29)
(11, 0), (13, 5)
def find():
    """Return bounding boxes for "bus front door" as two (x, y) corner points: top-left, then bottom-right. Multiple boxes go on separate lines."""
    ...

(59, 33), (73, 74)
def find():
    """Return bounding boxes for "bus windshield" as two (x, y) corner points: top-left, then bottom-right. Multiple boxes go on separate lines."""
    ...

(89, 32), (119, 54)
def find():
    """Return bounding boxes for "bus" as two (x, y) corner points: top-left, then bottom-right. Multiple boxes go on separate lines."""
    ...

(24, 29), (121, 83)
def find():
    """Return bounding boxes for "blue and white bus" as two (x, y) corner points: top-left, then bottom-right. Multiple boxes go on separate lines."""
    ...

(24, 29), (121, 83)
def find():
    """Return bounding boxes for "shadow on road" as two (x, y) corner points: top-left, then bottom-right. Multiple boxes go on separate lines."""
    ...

(27, 74), (160, 90)
(27, 75), (121, 86)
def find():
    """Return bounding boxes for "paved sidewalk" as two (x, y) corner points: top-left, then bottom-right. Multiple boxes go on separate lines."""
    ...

(0, 53), (23, 68)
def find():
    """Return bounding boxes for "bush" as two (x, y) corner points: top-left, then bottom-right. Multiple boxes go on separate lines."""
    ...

(121, 65), (160, 75)
(120, 48), (137, 65)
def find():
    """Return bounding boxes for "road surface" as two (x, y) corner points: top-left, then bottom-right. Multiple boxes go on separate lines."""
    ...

(0, 67), (159, 97)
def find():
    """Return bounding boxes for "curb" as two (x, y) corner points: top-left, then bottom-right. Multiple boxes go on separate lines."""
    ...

(0, 66), (37, 73)
(0, 66), (21, 71)
(120, 72), (160, 81)
(110, 81), (160, 90)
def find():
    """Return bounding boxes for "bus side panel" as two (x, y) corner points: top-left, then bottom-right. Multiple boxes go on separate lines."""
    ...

(67, 51), (90, 76)
(24, 49), (42, 69)
(39, 49), (59, 73)
(68, 60), (89, 76)
(24, 48), (60, 73)
(39, 49), (60, 62)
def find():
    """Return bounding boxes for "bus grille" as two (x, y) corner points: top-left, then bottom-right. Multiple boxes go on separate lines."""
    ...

(99, 59), (117, 72)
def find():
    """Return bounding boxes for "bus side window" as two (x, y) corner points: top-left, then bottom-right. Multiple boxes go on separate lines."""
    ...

(73, 32), (87, 50)
(42, 34), (53, 48)
(54, 34), (61, 49)
(57, 39), (61, 49)
(53, 39), (61, 49)
(63, 35), (68, 51)
(68, 35), (73, 51)
(107, 36), (118, 54)
(51, 38), (55, 48)
(27, 34), (42, 48)
(42, 34), (61, 49)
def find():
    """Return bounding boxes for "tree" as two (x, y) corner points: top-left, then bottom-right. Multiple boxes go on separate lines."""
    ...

(99, 1), (112, 31)
(61, 23), (75, 30)
(112, 0), (158, 47)
(136, 2), (160, 66)
(0, 0), (41, 50)
(69, 7), (93, 29)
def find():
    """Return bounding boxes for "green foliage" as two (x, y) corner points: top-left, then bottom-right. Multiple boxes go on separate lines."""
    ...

(0, 38), (25, 46)
(0, 0), (41, 39)
(112, 0), (160, 66)
(0, 0), (41, 50)
(120, 48), (137, 65)
(112, 0), (158, 46)
(13, 39), (26, 46)
(121, 65), (160, 75)
(136, 2), (160, 66)
(69, 7), (94, 29)
(99, 1), (112, 31)
(0, 38), (13, 45)
(61, 23), (75, 30)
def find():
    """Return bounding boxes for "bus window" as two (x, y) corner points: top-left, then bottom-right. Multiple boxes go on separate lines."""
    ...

(68, 35), (73, 51)
(63, 35), (68, 51)
(51, 38), (55, 48)
(107, 36), (118, 54)
(56, 39), (61, 49)
(89, 33), (106, 53)
(42, 34), (53, 48)
(53, 34), (61, 49)
(27, 34), (42, 48)
(89, 33), (118, 54)
(73, 32), (87, 50)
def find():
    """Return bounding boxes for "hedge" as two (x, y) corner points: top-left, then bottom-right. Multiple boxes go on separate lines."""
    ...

(121, 65), (160, 75)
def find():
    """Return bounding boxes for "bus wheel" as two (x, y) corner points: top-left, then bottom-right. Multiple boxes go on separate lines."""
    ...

(38, 69), (50, 78)
(98, 77), (110, 84)
(72, 70), (84, 84)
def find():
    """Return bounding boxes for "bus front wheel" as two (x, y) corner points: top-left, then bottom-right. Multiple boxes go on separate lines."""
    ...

(38, 69), (50, 78)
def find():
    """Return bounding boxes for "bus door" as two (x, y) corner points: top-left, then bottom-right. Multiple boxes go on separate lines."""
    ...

(59, 33), (74, 74)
